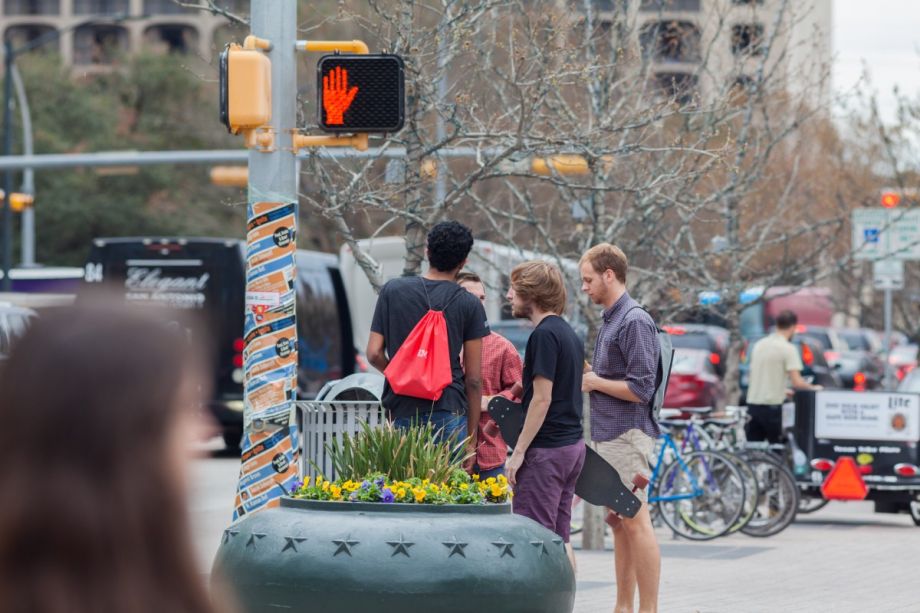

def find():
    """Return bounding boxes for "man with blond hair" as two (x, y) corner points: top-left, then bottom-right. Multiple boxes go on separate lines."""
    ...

(580, 243), (660, 613)
(505, 260), (585, 570)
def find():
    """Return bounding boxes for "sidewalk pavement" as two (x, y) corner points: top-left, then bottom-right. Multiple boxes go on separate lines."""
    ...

(571, 501), (918, 612)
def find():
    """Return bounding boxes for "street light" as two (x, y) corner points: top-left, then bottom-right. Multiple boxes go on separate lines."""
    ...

(2, 14), (133, 290)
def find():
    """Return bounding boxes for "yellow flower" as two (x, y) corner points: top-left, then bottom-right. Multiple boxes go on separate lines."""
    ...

(490, 484), (503, 498)
(322, 481), (330, 492)
(330, 485), (342, 499)
(430, 484), (440, 493)
(460, 483), (469, 490)
(413, 488), (427, 503)
(472, 474), (480, 481)
(497, 475), (508, 486)
(486, 477), (496, 486)
(397, 488), (407, 499)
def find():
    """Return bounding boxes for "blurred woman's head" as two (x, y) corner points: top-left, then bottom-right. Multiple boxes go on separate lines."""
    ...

(0, 296), (216, 613)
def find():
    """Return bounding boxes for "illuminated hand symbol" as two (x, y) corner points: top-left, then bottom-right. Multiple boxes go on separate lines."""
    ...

(323, 66), (359, 125)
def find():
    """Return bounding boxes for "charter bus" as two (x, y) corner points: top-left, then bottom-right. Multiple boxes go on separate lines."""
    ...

(81, 237), (356, 449)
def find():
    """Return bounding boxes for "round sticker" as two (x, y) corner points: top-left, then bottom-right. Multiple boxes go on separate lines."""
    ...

(272, 453), (290, 474)
(892, 413), (907, 431)
(275, 337), (292, 359)
(273, 227), (292, 248)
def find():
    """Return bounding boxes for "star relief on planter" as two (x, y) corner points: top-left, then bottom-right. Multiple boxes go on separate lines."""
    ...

(282, 536), (308, 553)
(492, 537), (515, 558)
(246, 533), (267, 548)
(530, 540), (549, 556)
(332, 535), (360, 557)
(442, 536), (468, 558)
(386, 534), (415, 557)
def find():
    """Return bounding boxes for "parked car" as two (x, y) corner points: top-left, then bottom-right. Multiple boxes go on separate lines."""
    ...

(834, 350), (884, 391)
(662, 323), (729, 377)
(0, 303), (37, 358)
(739, 334), (843, 404)
(663, 348), (725, 413)
(889, 344), (919, 382)
(897, 367), (920, 393)
(795, 325), (848, 365)
(837, 328), (885, 356)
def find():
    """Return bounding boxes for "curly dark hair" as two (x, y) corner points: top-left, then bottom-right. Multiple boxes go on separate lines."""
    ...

(426, 221), (474, 272)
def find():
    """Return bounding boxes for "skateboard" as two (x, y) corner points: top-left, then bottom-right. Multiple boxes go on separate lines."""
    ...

(488, 396), (645, 519)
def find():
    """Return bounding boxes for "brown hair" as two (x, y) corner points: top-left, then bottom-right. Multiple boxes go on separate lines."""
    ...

(456, 271), (482, 285)
(510, 261), (567, 315)
(580, 243), (628, 284)
(0, 298), (218, 613)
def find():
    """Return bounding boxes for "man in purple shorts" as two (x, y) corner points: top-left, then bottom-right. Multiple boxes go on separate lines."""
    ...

(504, 260), (585, 571)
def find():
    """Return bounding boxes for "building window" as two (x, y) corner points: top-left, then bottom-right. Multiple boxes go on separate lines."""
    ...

(3, 0), (59, 15)
(72, 0), (129, 15)
(144, 24), (199, 54)
(640, 0), (702, 11)
(654, 71), (698, 105)
(3, 24), (58, 50)
(73, 24), (128, 64)
(640, 21), (701, 63)
(731, 23), (764, 56)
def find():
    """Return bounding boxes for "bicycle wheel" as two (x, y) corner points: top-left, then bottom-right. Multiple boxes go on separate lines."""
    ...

(723, 452), (759, 534)
(656, 450), (745, 541)
(797, 496), (830, 514)
(739, 453), (799, 537)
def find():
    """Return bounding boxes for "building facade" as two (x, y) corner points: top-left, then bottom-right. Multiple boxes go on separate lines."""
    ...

(1, 0), (244, 66)
(600, 0), (833, 107)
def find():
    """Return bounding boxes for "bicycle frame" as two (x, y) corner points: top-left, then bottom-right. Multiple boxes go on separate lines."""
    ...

(648, 433), (704, 503)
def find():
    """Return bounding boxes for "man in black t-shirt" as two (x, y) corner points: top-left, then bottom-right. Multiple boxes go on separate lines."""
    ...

(366, 221), (489, 461)
(504, 260), (585, 569)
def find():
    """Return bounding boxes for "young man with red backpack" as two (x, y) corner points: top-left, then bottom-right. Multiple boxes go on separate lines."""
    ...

(366, 222), (489, 461)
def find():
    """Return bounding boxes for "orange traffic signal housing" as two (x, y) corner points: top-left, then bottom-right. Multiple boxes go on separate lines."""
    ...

(219, 43), (271, 134)
(820, 456), (868, 501)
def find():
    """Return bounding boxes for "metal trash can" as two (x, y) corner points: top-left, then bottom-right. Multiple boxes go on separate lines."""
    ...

(297, 373), (386, 479)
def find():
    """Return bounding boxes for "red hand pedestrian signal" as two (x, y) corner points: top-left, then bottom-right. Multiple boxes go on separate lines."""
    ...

(322, 66), (358, 125)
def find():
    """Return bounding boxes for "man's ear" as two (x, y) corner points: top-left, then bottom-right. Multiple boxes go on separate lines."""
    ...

(604, 269), (616, 284)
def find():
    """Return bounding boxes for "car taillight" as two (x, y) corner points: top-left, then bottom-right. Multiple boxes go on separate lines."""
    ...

(796, 325), (807, 333)
(853, 372), (866, 391)
(232, 353), (244, 368)
(858, 465), (873, 475)
(801, 343), (814, 366)
(894, 463), (920, 477)
(709, 353), (721, 366)
(811, 458), (835, 471)
(824, 350), (840, 363)
(233, 338), (246, 353)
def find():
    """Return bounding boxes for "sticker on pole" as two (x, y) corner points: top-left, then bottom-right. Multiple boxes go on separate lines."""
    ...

(820, 456), (868, 501)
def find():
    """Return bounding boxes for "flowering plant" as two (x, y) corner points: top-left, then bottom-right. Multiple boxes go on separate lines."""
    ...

(290, 469), (512, 505)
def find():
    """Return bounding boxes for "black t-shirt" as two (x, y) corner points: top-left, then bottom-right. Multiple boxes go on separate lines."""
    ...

(522, 315), (584, 448)
(370, 276), (489, 419)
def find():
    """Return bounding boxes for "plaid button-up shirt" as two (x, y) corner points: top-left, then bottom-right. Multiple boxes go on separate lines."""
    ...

(477, 332), (523, 470)
(590, 292), (660, 442)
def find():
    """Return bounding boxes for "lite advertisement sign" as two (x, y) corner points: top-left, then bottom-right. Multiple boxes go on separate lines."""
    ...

(814, 391), (919, 442)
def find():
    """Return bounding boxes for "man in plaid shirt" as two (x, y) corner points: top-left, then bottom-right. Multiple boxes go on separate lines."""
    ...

(580, 243), (660, 613)
(457, 272), (523, 479)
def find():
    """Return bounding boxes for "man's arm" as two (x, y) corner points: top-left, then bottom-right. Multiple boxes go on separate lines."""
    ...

(506, 375), (552, 485)
(496, 341), (524, 400)
(790, 369), (822, 391)
(582, 372), (642, 402)
(366, 332), (388, 373)
(462, 337), (483, 447)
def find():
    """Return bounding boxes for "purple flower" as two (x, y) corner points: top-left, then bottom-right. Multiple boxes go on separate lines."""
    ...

(361, 480), (371, 490)
(289, 480), (303, 494)
(374, 476), (386, 489)
(381, 487), (395, 503)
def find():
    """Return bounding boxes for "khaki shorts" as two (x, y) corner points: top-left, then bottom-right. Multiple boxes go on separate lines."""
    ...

(593, 429), (655, 503)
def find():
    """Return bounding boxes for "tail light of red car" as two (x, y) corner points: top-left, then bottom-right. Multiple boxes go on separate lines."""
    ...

(853, 371), (866, 391)
(800, 342), (815, 367)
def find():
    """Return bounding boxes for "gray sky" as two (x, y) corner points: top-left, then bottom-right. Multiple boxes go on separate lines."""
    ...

(834, 0), (920, 121)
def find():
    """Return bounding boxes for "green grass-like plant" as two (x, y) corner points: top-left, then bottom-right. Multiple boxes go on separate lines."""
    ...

(324, 421), (471, 483)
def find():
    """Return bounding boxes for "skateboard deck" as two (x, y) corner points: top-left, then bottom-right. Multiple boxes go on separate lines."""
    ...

(488, 396), (642, 518)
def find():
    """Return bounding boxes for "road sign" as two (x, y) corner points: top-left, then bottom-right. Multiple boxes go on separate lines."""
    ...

(873, 259), (904, 290)
(852, 208), (920, 260)
(316, 54), (405, 133)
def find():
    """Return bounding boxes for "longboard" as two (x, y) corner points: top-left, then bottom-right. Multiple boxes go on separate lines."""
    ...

(488, 396), (643, 519)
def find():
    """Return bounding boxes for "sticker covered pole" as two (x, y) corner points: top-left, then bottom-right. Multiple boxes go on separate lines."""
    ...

(232, 0), (300, 520)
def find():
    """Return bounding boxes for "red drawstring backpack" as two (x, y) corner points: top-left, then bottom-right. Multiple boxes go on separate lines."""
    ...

(384, 280), (464, 401)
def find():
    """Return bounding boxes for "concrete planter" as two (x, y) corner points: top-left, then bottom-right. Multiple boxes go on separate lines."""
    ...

(213, 497), (575, 613)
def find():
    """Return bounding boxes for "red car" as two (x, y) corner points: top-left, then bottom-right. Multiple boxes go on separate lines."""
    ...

(663, 348), (726, 413)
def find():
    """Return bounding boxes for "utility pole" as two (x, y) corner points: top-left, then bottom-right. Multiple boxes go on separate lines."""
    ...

(231, 0), (302, 520)
(3, 40), (14, 291)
